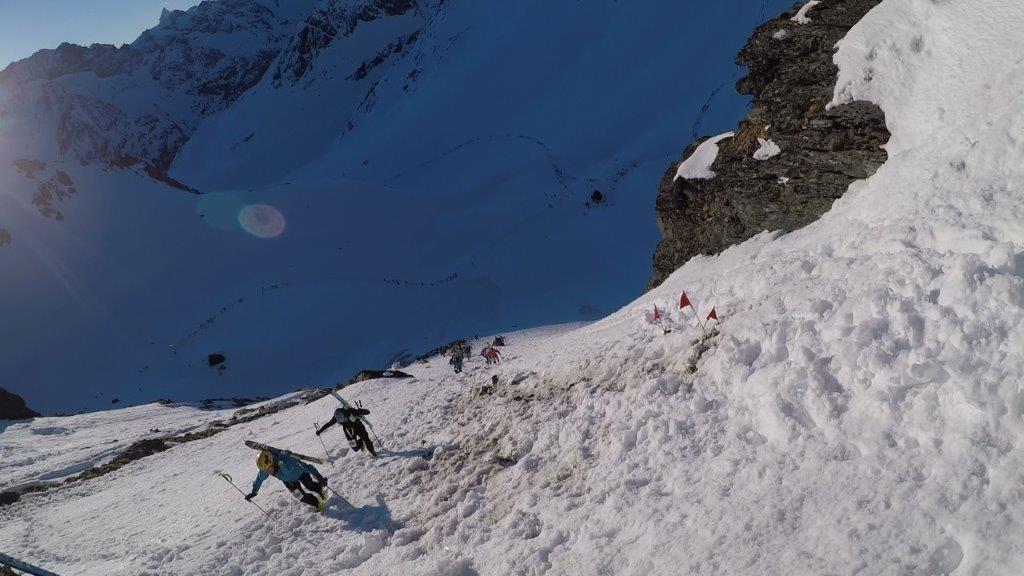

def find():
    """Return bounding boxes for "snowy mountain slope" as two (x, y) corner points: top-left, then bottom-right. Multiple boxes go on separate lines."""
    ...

(0, 0), (322, 174)
(0, 393), (307, 493)
(170, 0), (427, 188)
(0, 0), (793, 414)
(0, 325), (589, 575)
(5, 0), (1024, 574)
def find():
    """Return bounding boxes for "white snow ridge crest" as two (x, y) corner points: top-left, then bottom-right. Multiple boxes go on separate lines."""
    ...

(5, 0), (1024, 574)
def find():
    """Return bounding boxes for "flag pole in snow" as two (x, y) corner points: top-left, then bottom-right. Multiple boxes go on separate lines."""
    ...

(215, 471), (274, 521)
(707, 308), (719, 325)
(0, 552), (60, 576)
(313, 422), (335, 465)
(680, 292), (707, 336)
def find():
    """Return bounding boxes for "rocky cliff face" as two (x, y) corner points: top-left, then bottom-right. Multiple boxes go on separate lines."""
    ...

(0, 387), (39, 420)
(649, 0), (890, 289)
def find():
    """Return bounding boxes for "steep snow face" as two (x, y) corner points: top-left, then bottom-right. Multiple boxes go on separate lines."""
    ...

(1, 0), (793, 414)
(172, 0), (425, 188)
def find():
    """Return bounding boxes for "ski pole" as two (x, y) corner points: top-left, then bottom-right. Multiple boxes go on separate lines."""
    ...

(364, 421), (386, 452)
(325, 485), (352, 508)
(216, 471), (274, 521)
(313, 422), (334, 464)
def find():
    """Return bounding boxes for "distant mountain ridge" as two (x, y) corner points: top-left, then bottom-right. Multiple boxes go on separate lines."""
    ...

(0, 0), (422, 181)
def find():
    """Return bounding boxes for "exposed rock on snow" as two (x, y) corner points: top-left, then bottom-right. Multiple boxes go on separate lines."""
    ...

(0, 387), (39, 420)
(346, 369), (414, 386)
(650, 0), (889, 288)
(673, 132), (734, 180)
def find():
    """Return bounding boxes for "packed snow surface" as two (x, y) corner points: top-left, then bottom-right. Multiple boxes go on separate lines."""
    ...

(753, 137), (781, 160)
(674, 132), (733, 180)
(6, 0), (1024, 574)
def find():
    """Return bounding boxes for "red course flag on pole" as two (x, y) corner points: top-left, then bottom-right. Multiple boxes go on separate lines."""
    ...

(679, 292), (691, 310)
(653, 304), (661, 321)
(707, 308), (718, 322)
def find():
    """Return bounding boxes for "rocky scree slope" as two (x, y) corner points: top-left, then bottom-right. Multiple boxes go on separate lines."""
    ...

(650, 0), (890, 288)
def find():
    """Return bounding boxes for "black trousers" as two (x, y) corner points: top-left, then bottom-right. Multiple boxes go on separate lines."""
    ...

(343, 421), (376, 456)
(284, 473), (325, 509)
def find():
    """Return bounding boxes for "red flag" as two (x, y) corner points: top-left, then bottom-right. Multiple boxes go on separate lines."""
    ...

(679, 292), (692, 310)
(707, 308), (718, 322)
(653, 304), (661, 321)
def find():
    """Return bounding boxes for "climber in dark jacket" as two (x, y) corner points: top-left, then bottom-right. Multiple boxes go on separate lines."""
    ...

(316, 404), (376, 457)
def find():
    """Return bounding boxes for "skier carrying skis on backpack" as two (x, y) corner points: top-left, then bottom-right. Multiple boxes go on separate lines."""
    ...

(446, 343), (467, 374)
(481, 345), (501, 365)
(316, 403), (376, 457)
(246, 449), (329, 512)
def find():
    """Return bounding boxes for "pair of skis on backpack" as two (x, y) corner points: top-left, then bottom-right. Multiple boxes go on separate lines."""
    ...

(318, 391), (385, 459)
(243, 391), (382, 468)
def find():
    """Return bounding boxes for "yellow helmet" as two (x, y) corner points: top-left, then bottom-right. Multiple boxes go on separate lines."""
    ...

(257, 451), (275, 471)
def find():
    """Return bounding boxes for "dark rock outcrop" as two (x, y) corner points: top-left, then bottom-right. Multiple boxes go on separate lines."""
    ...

(345, 369), (414, 387)
(0, 387), (40, 420)
(649, 0), (889, 288)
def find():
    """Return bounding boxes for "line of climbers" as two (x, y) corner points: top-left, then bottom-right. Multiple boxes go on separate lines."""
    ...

(445, 335), (505, 374)
(244, 336), (506, 513)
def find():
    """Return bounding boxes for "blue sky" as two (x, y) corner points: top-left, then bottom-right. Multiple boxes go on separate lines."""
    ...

(0, 0), (201, 69)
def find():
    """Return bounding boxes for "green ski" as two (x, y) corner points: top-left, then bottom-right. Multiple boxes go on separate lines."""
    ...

(331, 391), (387, 452)
(244, 440), (324, 464)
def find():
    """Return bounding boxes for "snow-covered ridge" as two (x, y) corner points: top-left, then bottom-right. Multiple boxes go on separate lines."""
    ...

(0, 0), (417, 177)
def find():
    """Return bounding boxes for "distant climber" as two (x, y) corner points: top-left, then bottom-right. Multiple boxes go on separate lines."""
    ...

(481, 345), (502, 365)
(316, 403), (376, 457)
(492, 336), (506, 347)
(446, 341), (470, 374)
(246, 449), (328, 512)
(449, 350), (465, 374)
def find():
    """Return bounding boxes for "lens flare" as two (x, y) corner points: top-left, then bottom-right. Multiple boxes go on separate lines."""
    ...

(238, 204), (286, 238)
